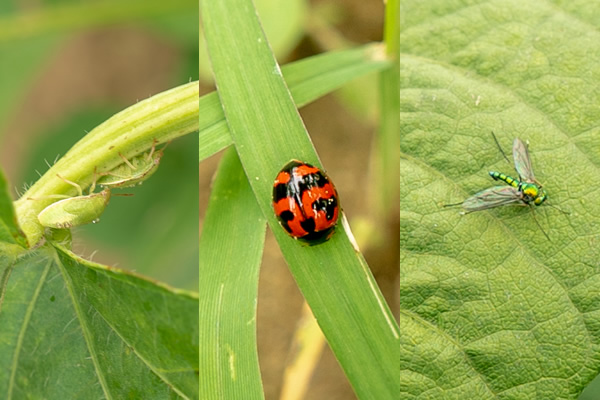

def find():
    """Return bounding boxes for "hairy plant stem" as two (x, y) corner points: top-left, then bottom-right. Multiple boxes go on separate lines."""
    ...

(14, 81), (199, 247)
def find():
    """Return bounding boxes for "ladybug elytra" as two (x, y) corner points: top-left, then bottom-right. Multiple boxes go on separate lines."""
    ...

(272, 160), (339, 244)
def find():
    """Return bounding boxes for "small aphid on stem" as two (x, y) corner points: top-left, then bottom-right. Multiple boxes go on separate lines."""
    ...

(96, 139), (166, 188)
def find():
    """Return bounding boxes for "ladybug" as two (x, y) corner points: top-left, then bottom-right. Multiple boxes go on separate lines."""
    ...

(272, 160), (339, 244)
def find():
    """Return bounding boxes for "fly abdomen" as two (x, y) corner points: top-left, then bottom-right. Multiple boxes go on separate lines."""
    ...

(489, 171), (520, 188)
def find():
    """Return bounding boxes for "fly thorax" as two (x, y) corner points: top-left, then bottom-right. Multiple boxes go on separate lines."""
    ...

(520, 183), (544, 203)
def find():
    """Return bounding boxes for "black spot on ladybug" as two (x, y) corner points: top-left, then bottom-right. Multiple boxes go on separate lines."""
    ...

(300, 218), (316, 234)
(296, 174), (327, 192)
(300, 226), (335, 243)
(279, 210), (295, 222)
(313, 197), (338, 220)
(273, 183), (289, 202)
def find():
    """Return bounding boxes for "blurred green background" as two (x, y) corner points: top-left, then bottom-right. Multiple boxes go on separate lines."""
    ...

(0, 0), (199, 290)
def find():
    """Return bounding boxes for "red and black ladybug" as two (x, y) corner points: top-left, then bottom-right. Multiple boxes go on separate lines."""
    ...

(272, 160), (339, 244)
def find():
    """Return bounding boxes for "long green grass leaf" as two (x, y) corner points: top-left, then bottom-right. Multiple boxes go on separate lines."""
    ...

(199, 43), (390, 161)
(199, 148), (266, 399)
(200, 0), (399, 398)
(198, 43), (390, 161)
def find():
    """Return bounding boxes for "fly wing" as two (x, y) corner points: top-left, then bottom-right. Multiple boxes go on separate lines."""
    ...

(512, 138), (536, 182)
(462, 185), (522, 211)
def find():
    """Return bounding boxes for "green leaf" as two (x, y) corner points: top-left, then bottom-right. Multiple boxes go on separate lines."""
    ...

(0, 169), (28, 314)
(198, 42), (391, 162)
(0, 244), (198, 399)
(197, 0), (307, 81)
(0, 169), (26, 249)
(375, 0), (399, 220)
(400, 1), (600, 398)
(199, 148), (265, 399)
(200, 0), (399, 398)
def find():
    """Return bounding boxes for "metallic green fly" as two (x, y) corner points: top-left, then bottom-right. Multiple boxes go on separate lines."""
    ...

(444, 132), (567, 240)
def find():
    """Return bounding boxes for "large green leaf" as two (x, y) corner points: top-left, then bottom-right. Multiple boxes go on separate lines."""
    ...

(0, 249), (199, 399)
(0, 173), (199, 399)
(400, 1), (600, 398)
